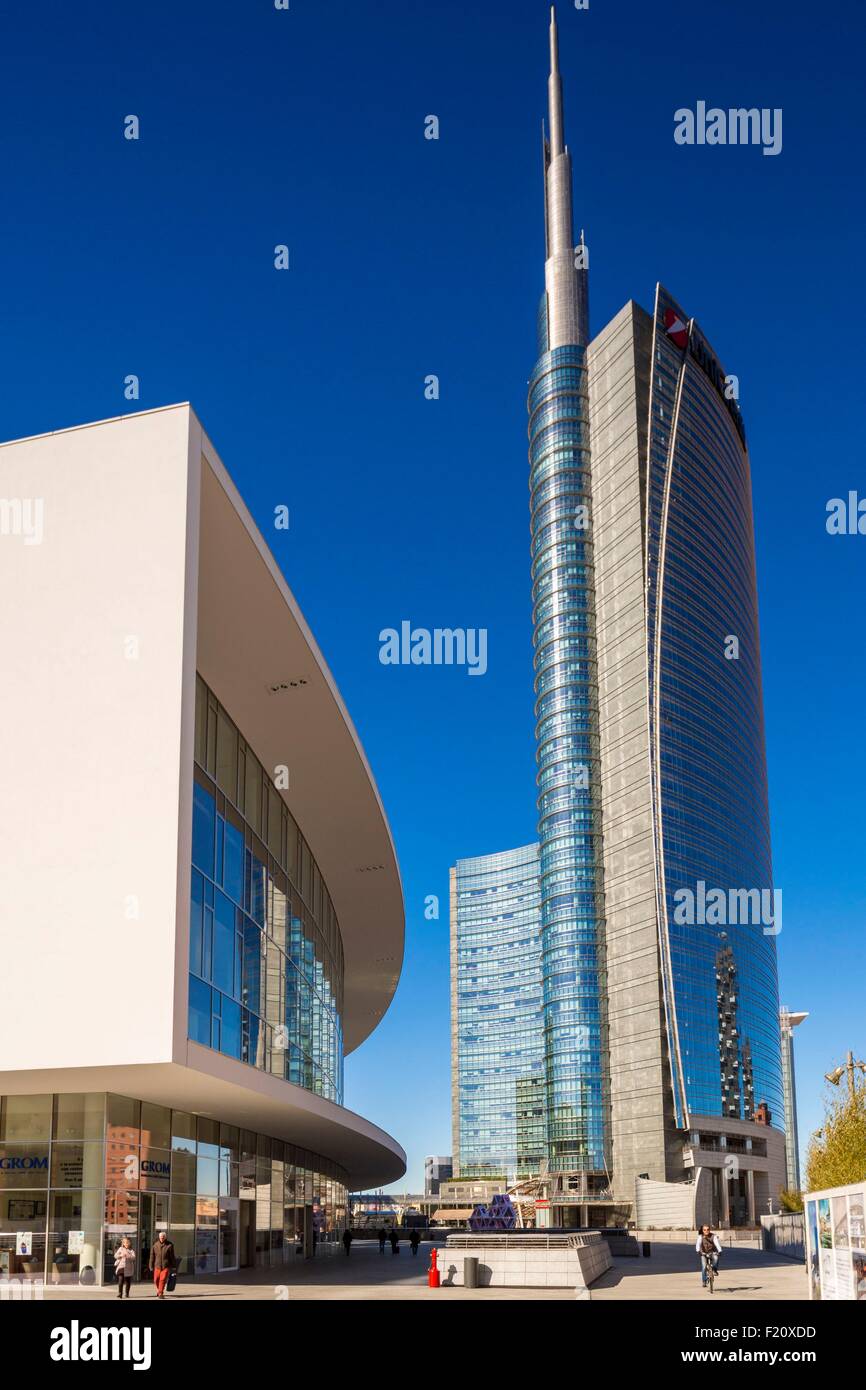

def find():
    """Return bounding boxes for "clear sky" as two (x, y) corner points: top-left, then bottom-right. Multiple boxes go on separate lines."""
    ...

(2, 0), (864, 1192)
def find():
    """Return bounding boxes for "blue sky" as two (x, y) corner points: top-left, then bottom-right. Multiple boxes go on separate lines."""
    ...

(2, 0), (864, 1191)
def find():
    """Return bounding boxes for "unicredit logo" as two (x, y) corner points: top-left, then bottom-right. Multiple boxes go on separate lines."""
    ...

(0, 1156), (48, 1170)
(664, 307), (689, 349)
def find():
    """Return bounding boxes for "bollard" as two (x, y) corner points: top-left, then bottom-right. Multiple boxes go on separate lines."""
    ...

(464, 1255), (479, 1289)
(642, 1240), (651, 1258)
(427, 1247), (440, 1288)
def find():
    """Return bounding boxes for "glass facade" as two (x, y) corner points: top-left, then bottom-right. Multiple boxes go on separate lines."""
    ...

(529, 343), (608, 1174)
(646, 285), (783, 1128)
(452, 845), (545, 1183)
(0, 1093), (346, 1285)
(190, 676), (344, 1104)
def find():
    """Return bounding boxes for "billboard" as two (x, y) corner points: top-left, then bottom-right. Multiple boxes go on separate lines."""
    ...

(804, 1181), (866, 1300)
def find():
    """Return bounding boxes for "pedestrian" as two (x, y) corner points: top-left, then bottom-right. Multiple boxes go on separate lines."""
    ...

(114, 1236), (135, 1298)
(148, 1230), (176, 1299)
(342, 1229), (353, 1256)
(389, 1228), (399, 1255)
(409, 1229), (420, 1257)
(377, 1227), (386, 1254)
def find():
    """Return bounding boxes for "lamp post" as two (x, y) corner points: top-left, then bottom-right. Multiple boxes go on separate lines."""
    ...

(824, 1051), (866, 1098)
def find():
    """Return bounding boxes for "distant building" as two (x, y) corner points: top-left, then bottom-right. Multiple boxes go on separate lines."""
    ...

(450, 846), (544, 1184)
(424, 1155), (453, 1196)
(780, 1008), (808, 1188)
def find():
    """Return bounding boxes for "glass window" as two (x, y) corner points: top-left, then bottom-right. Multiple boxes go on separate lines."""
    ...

(107, 1095), (140, 1137)
(195, 1196), (218, 1274)
(0, 1144), (50, 1189)
(197, 1118), (219, 1153)
(171, 1111), (196, 1151)
(220, 997), (242, 1060)
(192, 781), (215, 877)
(51, 1143), (104, 1189)
(250, 853), (266, 927)
(0, 1095), (51, 1142)
(196, 1156), (219, 1197)
(268, 786), (282, 858)
(223, 818), (244, 906)
(48, 1189), (101, 1286)
(216, 709), (238, 799)
(171, 1149), (196, 1194)
(218, 1198), (239, 1271)
(140, 1104), (171, 1150)
(170, 1194), (195, 1276)
(188, 977), (212, 1047)
(190, 870), (204, 978)
(52, 1094), (104, 1142)
(140, 1147), (172, 1192)
(194, 675), (207, 768)
(245, 756), (262, 837)
(213, 890), (236, 997)
(219, 1125), (239, 1163)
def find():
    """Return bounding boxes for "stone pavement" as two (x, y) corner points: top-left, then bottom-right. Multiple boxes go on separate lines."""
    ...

(32, 1237), (808, 1302)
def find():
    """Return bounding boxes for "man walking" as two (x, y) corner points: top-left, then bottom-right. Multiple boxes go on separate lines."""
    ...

(148, 1230), (176, 1299)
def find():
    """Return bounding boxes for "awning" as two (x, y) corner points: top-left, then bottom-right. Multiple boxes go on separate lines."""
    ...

(432, 1208), (473, 1221)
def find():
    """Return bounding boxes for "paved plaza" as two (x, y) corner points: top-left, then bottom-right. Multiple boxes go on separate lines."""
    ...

(31, 1238), (808, 1302)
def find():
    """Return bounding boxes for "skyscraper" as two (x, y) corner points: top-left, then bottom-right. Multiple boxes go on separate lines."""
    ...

(450, 7), (786, 1228)
(450, 846), (544, 1184)
(531, 7), (607, 1179)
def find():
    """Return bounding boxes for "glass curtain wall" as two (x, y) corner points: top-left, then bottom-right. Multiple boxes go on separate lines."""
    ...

(190, 675), (344, 1104)
(0, 1093), (347, 1286)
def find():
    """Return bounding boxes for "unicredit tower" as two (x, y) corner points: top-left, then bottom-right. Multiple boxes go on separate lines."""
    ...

(450, 6), (785, 1230)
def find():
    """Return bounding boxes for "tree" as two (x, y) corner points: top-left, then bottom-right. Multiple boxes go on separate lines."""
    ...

(805, 1083), (866, 1191)
(779, 1189), (804, 1213)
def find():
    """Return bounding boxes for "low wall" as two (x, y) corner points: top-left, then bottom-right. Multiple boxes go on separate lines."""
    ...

(441, 1233), (612, 1290)
(760, 1213), (805, 1261)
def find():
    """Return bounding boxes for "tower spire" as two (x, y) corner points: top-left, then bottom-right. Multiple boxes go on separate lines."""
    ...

(542, 5), (588, 347)
(548, 5), (564, 157)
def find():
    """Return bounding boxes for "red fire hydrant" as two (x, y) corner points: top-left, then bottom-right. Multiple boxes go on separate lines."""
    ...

(427, 1247), (440, 1288)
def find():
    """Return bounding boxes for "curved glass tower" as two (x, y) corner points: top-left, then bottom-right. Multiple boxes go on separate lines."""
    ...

(529, 7), (607, 1175)
(645, 285), (783, 1129)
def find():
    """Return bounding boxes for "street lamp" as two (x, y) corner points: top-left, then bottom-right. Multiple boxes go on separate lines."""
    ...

(824, 1051), (866, 1097)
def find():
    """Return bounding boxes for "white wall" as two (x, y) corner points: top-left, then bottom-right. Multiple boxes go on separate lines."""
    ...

(0, 406), (195, 1071)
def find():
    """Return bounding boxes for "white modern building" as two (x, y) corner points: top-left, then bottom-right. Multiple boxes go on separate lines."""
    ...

(0, 404), (405, 1284)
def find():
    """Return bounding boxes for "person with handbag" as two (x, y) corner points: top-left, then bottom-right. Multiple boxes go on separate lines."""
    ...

(113, 1237), (136, 1298)
(148, 1231), (176, 1298)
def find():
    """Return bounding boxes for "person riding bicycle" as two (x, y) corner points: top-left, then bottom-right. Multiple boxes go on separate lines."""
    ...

(695, 1225), (722, 1287)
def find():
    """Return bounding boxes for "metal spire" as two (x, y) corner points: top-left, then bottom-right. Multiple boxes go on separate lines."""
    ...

(548, 5), (564, 157)
(542, 5), (587, 347)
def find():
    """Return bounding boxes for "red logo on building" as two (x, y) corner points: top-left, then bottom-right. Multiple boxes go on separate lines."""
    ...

(664, 307), (689, 350)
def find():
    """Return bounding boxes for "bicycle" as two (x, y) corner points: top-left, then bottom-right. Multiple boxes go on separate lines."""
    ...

(703, 1252), (717, 1293)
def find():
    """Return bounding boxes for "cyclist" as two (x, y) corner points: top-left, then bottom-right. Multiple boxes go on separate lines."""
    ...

(695, 1224), (722, 1288)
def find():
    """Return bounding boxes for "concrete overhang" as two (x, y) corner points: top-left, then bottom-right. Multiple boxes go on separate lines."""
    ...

(0, 1054), (406, 1191)
(192, 411), (404, 1054)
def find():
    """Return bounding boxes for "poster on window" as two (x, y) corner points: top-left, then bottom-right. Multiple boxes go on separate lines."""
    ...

(15, 1232), (32, 1256)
